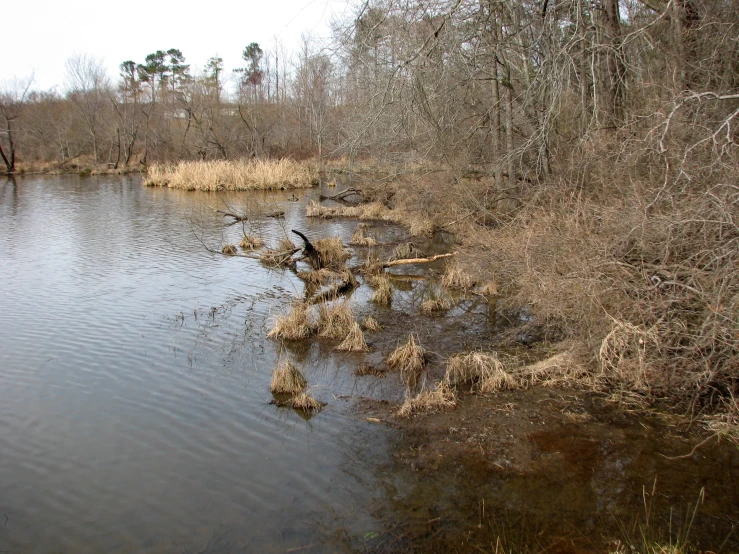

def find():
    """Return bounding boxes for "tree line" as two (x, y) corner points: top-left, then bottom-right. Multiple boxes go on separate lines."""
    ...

(0, 0), (737, 191)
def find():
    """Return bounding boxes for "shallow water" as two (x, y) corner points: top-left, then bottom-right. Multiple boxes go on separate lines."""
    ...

(0, 175), (395, 552)
(1, 175), (737, 554)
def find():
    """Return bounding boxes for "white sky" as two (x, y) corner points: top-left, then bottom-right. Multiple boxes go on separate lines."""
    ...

(4, 0), (349, 92)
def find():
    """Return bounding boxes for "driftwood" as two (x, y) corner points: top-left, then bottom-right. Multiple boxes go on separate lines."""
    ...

(320, 187), (364, 202)
(382, 252), (456, 268)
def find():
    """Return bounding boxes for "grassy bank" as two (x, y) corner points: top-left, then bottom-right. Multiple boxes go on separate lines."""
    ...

(144, 159), (318, 191)
(319, 153), (739, 440)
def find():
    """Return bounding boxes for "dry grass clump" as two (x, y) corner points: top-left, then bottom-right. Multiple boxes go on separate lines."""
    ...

(291, 392), (325, 412)
(442, 262), (476, 290)
(396, 380), (457, 417)
(297, 268), (339, 285)
(336, 321), (370, 352)
(350, 225), (378, 246)
(240, 234), (264, 250)
(144, 159), (318, 190)
(362, 316), (381, 331)
(259, 239), (298, 267)
(267, 303), (316, 340)
(270, 359), (307, 395)
(392, 242), (419, 260)
(388, 334), (426, 388)
(598, 319), (662, 394)
(445, 352), (518, 393)
(221, 244), (238, 255)
(369, 274), (393, 305)
(478, 281), (499, 297)
(419, 289), (451, 315)
(314, 237), (351, 269)
(317, 301), (355, 339)
(305, 201), (389, 220)
(520, 349), (591, 388)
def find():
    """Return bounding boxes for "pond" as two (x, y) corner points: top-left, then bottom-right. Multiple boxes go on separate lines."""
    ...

(1, 175), (737, 553)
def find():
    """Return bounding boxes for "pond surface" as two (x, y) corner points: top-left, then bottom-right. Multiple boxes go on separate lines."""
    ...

(1, 175), (737, 554)
(0, 175), (398, 552)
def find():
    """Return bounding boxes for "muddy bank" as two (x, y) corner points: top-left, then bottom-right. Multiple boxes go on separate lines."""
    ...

(354, 388), (739, 553)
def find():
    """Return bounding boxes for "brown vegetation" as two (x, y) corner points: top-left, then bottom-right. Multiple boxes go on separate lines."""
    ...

(317, 301), (355, 339)
(221, 244), (238, 255)
(240, 234), (264, 250)
(445, 352), (517, 393)
(368, 274), (393, 305)
(144, 159), (317, 190)
(350, 225), (378, 246)
(270, 359), (307, 395)
(362, 316), (381, 331)
(291, 392), (325, 412)
(336, 321), (369, 352)
(396, 381), (457, 417)
(387, 334), (426, 389)
(267, 302), (315, 341)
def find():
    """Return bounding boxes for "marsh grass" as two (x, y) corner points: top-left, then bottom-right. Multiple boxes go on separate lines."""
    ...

(221, 244), (238, 255)
(336, 321), (369, 352)
(478, 281), (499, 297)
(419, 287), (452, 315)
(445, 352), (518, 393)
(350, 225), (378, 246)
(297, 268), (340, 285)
(270, 359), (307, 395)
(291, 392), (325, 412)
(442, 262), (477, 290)
(397, 380), (457, 417)
(362, 316), (381, 331)
(144, 159), (318, 190)
(369, 274), (393, 305)
(388, 334), (426, 388)
(314, 237), (351, 269)
(267, 303), (316, 340)
(317, 301), (355, 339)
(240, 234), (264, 250)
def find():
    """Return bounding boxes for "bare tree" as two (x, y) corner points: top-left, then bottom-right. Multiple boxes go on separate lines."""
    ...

(0, 75), (34, 173)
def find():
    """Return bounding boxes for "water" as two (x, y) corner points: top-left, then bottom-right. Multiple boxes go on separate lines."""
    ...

(0, 175), (391, 552)
(2, 175), (738, 553)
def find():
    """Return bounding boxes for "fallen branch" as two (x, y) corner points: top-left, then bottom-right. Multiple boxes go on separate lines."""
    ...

(208, 205), (248, 224)
(382, 252), (456, 268)
(320, 187), (364, 201)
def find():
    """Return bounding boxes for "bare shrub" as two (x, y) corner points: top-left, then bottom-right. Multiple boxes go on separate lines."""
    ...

(270, 359), (307, 395)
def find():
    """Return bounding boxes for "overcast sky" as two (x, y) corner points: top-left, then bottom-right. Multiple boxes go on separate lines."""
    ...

(3, 0), (348, 92)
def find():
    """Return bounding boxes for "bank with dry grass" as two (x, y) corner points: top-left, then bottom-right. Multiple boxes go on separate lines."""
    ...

(144, 159), (318, 191)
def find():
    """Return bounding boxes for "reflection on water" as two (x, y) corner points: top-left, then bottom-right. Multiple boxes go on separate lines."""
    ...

(0, 175), (391, 552)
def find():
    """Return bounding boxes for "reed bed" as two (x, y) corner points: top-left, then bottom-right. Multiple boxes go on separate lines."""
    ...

(270, 360), (307, 395)
(144, 159), (318, 190)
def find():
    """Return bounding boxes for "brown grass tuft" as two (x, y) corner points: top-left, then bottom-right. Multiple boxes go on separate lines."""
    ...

(369, 274), (393, 305)
(362, 316), (381, 331)
(396, 380), (457, 417)
(314, 237), (351, 269)
(445, 352), (518, 393)
(267, 303), (316, 340)
(392, 242), (419, 260)
(336, 321), (370, 352)
(221, 244), (238, 255)
(317, 301), (356, 339)
(419, 289), (451, 315)
(144, 159), (318, 190)
(442, 262), (476, 290)
(350, 225), (378, 246)
(291, 392), (325, 412)
(270, 359), (307, 395)
(388, 334), (426, 388)
(297, 268), (340, 285)
(240, 234), (264, 250)
(478, 281), (499, 297)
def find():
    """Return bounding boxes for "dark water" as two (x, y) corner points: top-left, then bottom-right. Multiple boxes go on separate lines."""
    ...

(0, 175), (393, 552)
